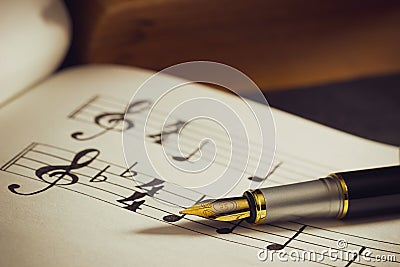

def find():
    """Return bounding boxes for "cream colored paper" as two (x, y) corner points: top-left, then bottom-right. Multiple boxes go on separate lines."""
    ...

(0, 0), (71, 106)
(0, 65), (398, 267)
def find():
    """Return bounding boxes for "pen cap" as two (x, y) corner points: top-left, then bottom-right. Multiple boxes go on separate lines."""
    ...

(336, 165), (400, 218)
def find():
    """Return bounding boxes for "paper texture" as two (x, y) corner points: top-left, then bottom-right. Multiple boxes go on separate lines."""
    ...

(0, 65), (398, 266)
(0, 0), (71, 105)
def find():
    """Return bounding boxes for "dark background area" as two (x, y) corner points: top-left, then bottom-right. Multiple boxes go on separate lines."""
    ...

(263, 74), (400, 146)
(63, 0), (400, 147)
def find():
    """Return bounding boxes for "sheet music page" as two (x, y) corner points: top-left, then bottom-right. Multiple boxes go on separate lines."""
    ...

(0, 65), (398, 267)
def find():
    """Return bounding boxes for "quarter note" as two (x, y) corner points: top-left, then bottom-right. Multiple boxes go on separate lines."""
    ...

(8, 149), (100, 196)
(172, 141), (209, 162)
(216, 219), (245, 234)
(344, 246), (366, 267)
(266, 225), (307, 250)
(163, 195), (206, 222)
(248, 162), (283, 182)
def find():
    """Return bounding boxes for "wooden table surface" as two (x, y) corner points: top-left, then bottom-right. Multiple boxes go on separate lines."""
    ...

(63, 0), (400, 147)
(64, 0), (400, 91)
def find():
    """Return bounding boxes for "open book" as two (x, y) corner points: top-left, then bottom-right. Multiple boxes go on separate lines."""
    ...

(1, 1), (399, 266)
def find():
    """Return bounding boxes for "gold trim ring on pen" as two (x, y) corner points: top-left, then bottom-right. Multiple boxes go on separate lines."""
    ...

(331, 173), (349, 219)
(250, 189), (267, 224)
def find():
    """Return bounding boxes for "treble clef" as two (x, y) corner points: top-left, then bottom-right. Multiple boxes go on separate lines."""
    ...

(71, 100), (151, 141)
(8, 149), (100, 196)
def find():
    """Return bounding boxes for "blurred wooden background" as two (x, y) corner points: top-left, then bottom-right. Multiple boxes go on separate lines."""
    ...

(64, 0), (400, 91)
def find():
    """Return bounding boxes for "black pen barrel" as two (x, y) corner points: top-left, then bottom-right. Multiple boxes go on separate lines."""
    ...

(245, 165), (400, 224)
(337, 165), (400, 218)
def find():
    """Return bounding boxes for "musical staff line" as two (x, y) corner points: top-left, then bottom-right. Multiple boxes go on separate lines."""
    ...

(3, 170), (339, 266)
(5, 143), (398, 245)
(68, 95), (100, 119)
(3, 169), (263, 252)
(232, 232), (374, 267)
(72, 112), (315, 186)
(345, 247), (367, 267)
(14, 158), (188, 209)
(17, 151), (400, 261)
(238, 223), (400, 257)
(67, 95), (346, 199)
(67, 94), (334, 172)
(2, 142), (398, 266)
(25, 143), (293, 203)
(292, 222), (400, 247)
(0, 142), (36, 172)
(8, 142), (400, 249)
(25, 148), (204, 203)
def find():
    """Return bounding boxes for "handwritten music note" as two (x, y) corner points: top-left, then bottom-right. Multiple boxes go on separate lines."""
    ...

(2, 142), (400, 266)
(345, 246), (366, 267)
(266, 225), (307, 250)
(248, 161), (283, 182)
(163, 195), (206, 222)
(1, 63), (399, 267)
(172, 141), (209, 162)
(216, 219), (246, 234)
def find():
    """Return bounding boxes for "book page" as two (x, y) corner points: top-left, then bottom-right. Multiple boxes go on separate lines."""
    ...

(0, 65), (398, 267)
(0, 0), (71, 106)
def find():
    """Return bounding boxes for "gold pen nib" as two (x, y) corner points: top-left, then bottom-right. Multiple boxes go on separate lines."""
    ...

(180, 196), (251, 221)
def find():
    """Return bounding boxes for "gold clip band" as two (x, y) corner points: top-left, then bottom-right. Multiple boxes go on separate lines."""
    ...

(330, 173), (349, 219)
(246, 189), (267, 224)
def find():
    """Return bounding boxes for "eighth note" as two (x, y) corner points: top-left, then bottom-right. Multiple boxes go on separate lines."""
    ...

(267, 225), (307, 250)
(8, 149), (100, 196)
(163, 195), (206, 223)
(248, 162), (282, 182)
(172, 141), (209, 162)
(216, 219), (245, 234)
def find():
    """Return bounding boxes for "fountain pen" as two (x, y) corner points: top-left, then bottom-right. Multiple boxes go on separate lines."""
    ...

(180, 165), (400, 224)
